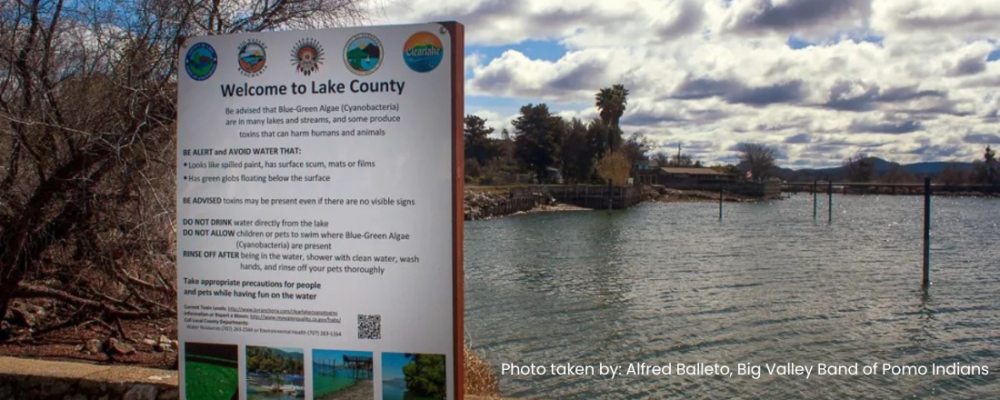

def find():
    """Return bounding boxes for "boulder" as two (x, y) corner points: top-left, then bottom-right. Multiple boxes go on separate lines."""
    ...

(123, 385), (158, 400)
(84, 338), (103, 354)
(108, 338), (135, 355)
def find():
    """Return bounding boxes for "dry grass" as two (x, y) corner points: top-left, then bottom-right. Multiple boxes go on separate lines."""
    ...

(465, 344), (500, 397)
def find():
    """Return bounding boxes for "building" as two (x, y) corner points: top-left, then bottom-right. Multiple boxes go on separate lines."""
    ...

(655, 167), (734, 188)
(633, 160), (661, 185)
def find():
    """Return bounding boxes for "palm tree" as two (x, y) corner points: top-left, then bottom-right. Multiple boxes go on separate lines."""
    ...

(595, 84), (629, 133)
(595, 84), (629, 210)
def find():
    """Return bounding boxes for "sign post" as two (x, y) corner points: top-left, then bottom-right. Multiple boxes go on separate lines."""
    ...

(177, 22), (464, 400)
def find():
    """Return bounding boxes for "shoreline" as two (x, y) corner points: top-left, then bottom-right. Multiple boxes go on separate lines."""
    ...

(465, 185), (999, 221)
(315, 379), (373, 400)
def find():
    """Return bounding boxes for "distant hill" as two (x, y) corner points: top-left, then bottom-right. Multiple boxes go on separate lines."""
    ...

(272, 348), (304, 361)
(770, 157), (975, 181)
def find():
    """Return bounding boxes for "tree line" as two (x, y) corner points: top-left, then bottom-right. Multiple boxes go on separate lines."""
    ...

(836, 146), (998, 185)
(464, 85), (780, 185)
(247, 347), (304, 378)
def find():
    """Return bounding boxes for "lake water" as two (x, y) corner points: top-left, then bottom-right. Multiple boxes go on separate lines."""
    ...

(464, 195), (1000, 399)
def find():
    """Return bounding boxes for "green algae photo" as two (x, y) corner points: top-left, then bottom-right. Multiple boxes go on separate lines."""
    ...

(382, 353), (446, 400)
(184, 342), (239, 400)
(313, 349), (374, 399)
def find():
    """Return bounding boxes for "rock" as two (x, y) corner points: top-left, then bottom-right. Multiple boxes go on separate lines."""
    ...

(0, 320), (11, 341)
(64, 394), (87, 400)
(158, 335), (170, 345)
(123, 385), (158, 400)
(12, 308), (36, 328)
(85, 338), (103, 354)
(108, 338), (136, 355)
(142, 339), (157, 347)
(170, 340), (179, 350)
(157, 389), (179, 400)
(154, 342), (172, 352)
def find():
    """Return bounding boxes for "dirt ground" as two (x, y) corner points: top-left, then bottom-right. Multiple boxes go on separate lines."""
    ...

(0, 317), (178, 370)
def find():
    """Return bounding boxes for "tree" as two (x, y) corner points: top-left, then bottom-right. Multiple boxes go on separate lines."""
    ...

(670, 153), (694, 167)
(595, 84), (628, 156)
(560, 118), (599, 183)
(735, 143), (778, 181)
(939, 162), (970, 186)
(402, 354), (446, 398)
(596, 84), (630, 131)
(620, 132), (654, 167)
(844, 153), (876, 182)
(464, 115), (498, 166)
(0, 0), (368, 329)
(596, 151), (631, 187)
(652, 152), (670, 167)
(881, 163), (916, 184)
(512, 104), (565, 183)
(711, 164), (743, 178)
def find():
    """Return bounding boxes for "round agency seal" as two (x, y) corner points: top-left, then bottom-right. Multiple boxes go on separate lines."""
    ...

(291, 38), (324, 76)
(343, 33), (383, 76)
(184, 42), (217, 81)
(237, 38), (267, 77)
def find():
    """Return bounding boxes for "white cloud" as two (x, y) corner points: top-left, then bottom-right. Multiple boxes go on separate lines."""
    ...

(379, 0), (1000, 167)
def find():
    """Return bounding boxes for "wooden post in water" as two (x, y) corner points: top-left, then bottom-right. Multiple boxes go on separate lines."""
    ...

(827, 181), (833, 223)
(718, 180), (724, 220)
(813, 180), (818, 220)
(923, 177), (931, 288)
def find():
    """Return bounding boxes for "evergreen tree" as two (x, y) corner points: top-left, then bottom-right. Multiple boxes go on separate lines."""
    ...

(512, 104), (565, 182)
(463, 115), (498, 166)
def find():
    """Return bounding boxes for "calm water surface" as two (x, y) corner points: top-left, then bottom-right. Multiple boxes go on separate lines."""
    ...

(464, 195), (1000, 399)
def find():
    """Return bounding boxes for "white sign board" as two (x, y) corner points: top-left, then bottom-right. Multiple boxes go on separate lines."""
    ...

(177, 22), (464, 400)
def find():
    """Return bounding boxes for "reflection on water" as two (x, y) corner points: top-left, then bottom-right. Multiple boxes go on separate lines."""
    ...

(247, 389), (299, 400)
(465, 195), (1000, 399)
(382, 379), (441, 400)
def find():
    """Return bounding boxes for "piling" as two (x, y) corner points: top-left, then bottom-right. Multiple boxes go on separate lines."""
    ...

(719, 181), (724, 220)
(827, 181), (833, 223)
(923, 177), (931, 288)
(607, 182), (613, 214)
(813, 180), (818, 220)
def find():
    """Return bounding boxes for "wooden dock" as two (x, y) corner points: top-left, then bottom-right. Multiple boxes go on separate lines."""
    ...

(782, 181), (998, 195)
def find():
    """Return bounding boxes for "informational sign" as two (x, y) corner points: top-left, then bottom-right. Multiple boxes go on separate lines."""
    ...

(176, 22), (464, 400)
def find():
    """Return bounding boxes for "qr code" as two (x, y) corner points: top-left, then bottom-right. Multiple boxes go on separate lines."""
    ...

(358, 314), (381, 340)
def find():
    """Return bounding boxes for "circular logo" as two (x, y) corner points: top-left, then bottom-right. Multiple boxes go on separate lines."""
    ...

(402, 32), (444, 73)
(344, 33), (383, 76)
(237, 38), (267, 77)
(184, 42), (217, 81)
(291, 38), (324, 76)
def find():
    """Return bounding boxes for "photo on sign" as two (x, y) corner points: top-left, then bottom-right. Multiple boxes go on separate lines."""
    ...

(246, 346), (306, 399)
(184, 342), (239, 400)
(382, 353), (446, 400)
(313, 349), (375, 399)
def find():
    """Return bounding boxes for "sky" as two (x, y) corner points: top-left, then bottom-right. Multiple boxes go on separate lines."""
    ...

(313, 349), (371, 364)
(371, 0), (1000, 169)
(381, 353), (415, 381)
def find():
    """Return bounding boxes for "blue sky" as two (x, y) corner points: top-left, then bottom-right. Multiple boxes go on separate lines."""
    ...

(382, 353), (417, 381)
(375, 0), (1000, 168)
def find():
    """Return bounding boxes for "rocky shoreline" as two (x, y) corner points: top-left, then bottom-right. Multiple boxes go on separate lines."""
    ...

(463, 185), (760, 220)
